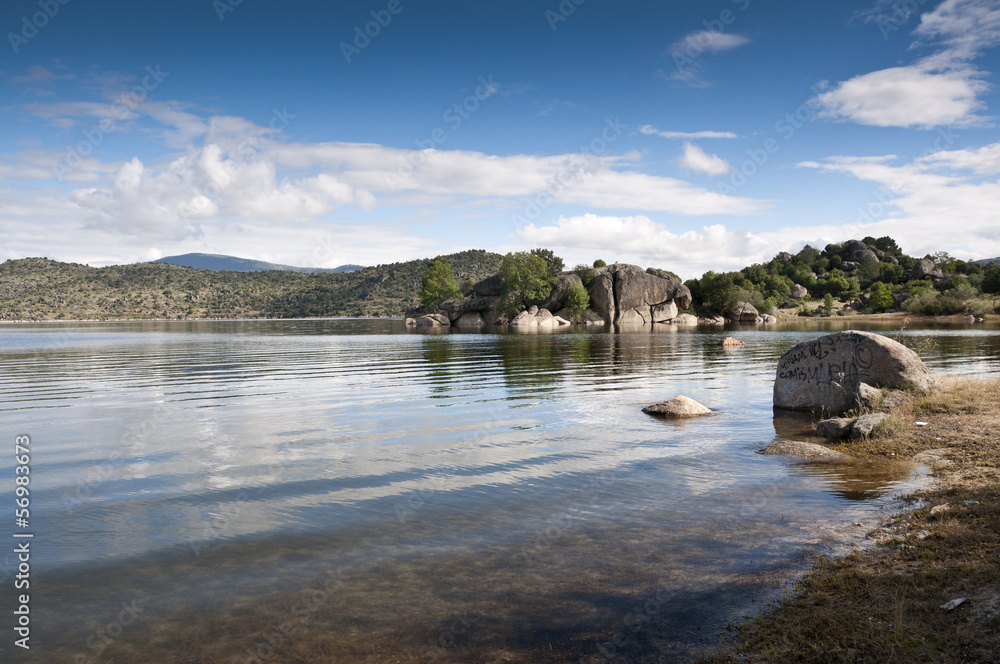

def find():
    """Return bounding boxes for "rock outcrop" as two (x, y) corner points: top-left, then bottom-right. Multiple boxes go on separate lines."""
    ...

(587, 264), (691, 325)
(414, 313), (451, 328)
(530, 273), (583, 313)
(729, 301), (758, 322)
(510, 308), (571, 328)
(455, 312), (485, 327)
(791, 284), (808, 300)
(642, 395), (713, 418)
(773, 331), (931, 414)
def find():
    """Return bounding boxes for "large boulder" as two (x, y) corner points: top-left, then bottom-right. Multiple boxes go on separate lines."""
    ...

(472, 274), (502, 297)
(642, 395), (713, 418)
(672, 313), (698, 325)
(414, 313), (450, 328)
(509, 311), (538, 327)
(587, 264), (691, 325)
(454, 312), (485, 327)
(531, 273), (584, 312)
(773, 331), (931, 414)
(439, 296), (500, 322)
(729, 301), (758, 322)
(791, 284), (808, 300)
(911, 259), (937, 280)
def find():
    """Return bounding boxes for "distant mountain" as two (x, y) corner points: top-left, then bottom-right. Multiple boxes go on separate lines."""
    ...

(151, 253), (363, 273)
(976, 257), (1000, 266)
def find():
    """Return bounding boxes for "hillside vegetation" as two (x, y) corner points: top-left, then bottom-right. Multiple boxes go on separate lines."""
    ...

(0, 250), (501, 321)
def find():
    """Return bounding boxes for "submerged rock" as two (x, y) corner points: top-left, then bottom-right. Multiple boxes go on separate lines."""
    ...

(720, 336), (745, 348)
(761, 441), (850, 461)
(642, 395), (713, 418)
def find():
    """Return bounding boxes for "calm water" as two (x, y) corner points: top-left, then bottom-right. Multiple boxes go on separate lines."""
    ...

(2, 318), (998, 663)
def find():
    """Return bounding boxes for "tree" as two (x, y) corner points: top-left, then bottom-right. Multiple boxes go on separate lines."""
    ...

(498, 252), (554, 316)
(530, 248), (564, 277)
(570, 264), (596, 287)
(824, 292), (835, 315)
(982, 264), (1000, 295)
(419, 256), (461, 308)
(856, 254), (880, 286)
(869, 282), (893, 312)
(593, 259), (607, 268)
(874, 236), (901, 255)
(565, 283), (590, 319)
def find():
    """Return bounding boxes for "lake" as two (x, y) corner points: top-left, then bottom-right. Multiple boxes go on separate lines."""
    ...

(2, 318), (999, 663)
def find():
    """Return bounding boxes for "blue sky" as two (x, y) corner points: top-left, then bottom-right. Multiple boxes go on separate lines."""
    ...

(2, 0), (999, 278)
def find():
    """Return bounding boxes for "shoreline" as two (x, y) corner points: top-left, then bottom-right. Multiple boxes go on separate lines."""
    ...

(698, 375), (1000, 663)
(1, 312), (997, 325)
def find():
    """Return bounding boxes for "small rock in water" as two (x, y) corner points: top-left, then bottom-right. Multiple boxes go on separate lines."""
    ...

(760, 441), (849, 461)
(940, 597), (967, 611)
(642, 395), (714, 419)
(929, 504), (950, 517)
(720, 336), (745, 348)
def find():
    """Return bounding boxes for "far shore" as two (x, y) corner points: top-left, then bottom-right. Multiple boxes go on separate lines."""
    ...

(2, 312), (998, 325)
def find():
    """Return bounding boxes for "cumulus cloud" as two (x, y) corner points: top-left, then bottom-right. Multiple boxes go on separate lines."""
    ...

(817, 0), (1000, 128)
(799, 140), (1000, 259)
(517, 214), (797, 278)
(638, 125), (738, 140)
(677, 142), (731, 176)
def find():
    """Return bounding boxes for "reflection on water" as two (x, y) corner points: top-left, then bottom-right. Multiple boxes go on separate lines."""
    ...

(1, 318), (997, 662)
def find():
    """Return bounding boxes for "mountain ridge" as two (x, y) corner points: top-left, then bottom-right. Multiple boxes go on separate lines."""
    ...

(151, 253), (363, 273)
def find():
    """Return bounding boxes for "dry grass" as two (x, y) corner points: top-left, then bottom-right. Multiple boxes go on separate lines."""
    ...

(698, 376), (1000, 664)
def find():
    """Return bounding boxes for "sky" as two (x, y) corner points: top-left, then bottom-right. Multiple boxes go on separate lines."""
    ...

(1, 0), (999, 279)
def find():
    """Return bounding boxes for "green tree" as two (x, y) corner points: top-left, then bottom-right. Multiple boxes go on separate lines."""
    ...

(593, 259), (607, 268)
(824, 292), (835, 315)
(565, 283), (590, 319)
(498, 252), (554, 316)
(982, 264), (1000, 295)
(570, 264), (596, 287)
(856, 254), (880, 286)
(419, 256), (461, 308)
(869, 281), (893, 312)
(530, 248), (564, 277)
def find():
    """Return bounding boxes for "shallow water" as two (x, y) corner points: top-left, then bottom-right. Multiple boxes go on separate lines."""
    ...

(1, 318), (997, 662)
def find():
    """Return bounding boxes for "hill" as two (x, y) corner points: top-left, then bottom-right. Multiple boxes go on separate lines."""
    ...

(151, 253), (363, 273)
(976, 257), (1000, 266)
(0, 250), (501, 321)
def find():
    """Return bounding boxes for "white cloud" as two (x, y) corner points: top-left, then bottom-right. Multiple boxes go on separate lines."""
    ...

(517, 214), (796, 278)
(662, 30), (751, 86)
(668, 30), (750, 57)
(799, 141), (1000, 259)
(639, 125), (738, 140)
(817, 0), (1000, 128)
(814, 62), (988, 128)
(677, 142), (730, 176)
